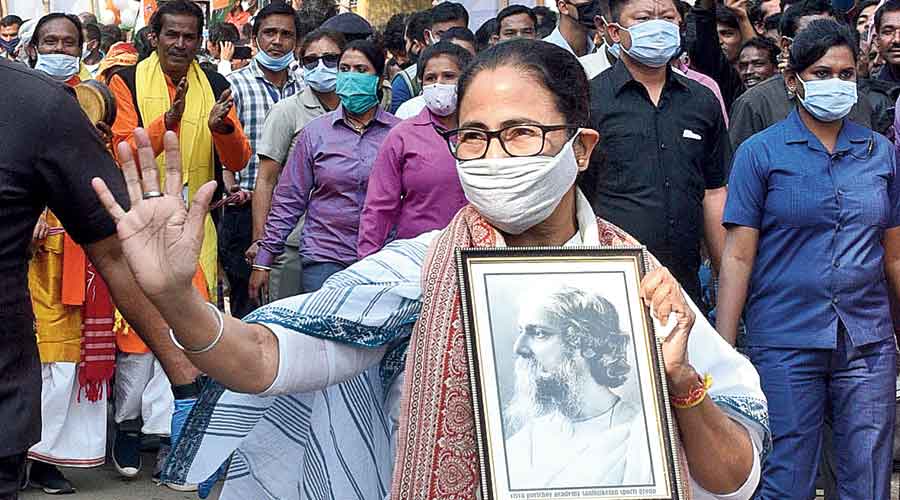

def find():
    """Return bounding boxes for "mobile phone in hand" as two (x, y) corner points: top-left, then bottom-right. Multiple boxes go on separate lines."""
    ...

(233, 46), (252, 60)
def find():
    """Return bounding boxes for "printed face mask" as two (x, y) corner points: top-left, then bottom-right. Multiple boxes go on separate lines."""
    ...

(422, 83), (457, 116)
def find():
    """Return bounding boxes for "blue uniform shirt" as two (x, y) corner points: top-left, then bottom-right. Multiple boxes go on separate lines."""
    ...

(724, 109), (900, 348)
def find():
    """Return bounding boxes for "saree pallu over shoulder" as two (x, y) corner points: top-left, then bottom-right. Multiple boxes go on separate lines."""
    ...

(391, 207), (770, 500)
(390, 208), (672, 500)
(161, 232), (434, 496)
(162, 208), (769, 499)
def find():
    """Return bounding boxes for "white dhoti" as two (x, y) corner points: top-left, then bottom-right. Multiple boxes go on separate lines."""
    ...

(27, 362), (107, 468)
(114, 352), (173, 436)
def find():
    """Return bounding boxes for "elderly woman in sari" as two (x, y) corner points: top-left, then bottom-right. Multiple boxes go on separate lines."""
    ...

(92, 39), (768, 500)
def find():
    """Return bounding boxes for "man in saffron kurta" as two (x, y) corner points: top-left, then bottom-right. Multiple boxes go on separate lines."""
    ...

(108, 3), (251, 302)
(106, 1), (249, 490)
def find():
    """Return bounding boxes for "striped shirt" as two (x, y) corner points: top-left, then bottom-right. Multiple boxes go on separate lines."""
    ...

(227, 59), (301, 191)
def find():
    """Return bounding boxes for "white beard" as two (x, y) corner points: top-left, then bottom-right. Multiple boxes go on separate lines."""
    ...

(505, 355), (585, 435)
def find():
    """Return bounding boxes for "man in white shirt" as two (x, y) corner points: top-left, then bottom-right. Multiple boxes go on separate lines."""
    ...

(205, 22), (240, 76)
(542, 0), (598, 57)
(579, 13), (618, 79)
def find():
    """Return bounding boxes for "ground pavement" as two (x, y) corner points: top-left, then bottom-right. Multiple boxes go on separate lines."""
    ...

(18, 459), (900, 499)
(20, 452), (221, 500)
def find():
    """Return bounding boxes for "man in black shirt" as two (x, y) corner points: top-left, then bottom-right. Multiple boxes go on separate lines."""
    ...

(0, 60), (192, 499)
(581, 0), (730, 307)
(686, 0), (745, 112)
(874, 0), (900, 84)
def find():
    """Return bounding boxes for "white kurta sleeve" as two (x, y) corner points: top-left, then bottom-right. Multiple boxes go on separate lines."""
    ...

(689, 419), (762, 500)
(216, 59), (233, 77)
(257, 323), (387, 397)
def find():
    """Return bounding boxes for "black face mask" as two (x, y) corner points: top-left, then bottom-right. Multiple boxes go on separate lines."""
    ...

(569, 0), (600, 30)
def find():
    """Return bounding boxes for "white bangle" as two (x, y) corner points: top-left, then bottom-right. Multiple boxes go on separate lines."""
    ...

(168, 302), (225, 355)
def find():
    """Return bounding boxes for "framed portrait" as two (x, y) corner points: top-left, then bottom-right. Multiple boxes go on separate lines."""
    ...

(456, 247), (685, 500)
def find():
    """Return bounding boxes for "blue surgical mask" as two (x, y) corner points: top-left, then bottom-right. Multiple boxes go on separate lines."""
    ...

(608, 42), (621, 59)
(336, 71), (380, 115)
(617, 19), (680, 68)
(797, 76), (858, 122)
(255, 49), (294, 71)
(34, 52), (80, 80)
(303, 60), (338, 93)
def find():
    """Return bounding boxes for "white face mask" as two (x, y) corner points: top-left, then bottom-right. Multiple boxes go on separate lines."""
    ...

(457, 133), (581, 235)
(34, 52), (80, 80)
(422, 83), (457, 116)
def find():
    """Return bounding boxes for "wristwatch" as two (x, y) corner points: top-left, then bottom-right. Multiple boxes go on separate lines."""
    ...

(171, 378), (203, 400)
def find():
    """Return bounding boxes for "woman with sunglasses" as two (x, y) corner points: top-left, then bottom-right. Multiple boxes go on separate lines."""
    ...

(357, 41), (471, 258)
(248, 39), (399, 298)
(95, 39), (767, 500)
(719, 20), (899, 498)
(249, 29), (345, 300)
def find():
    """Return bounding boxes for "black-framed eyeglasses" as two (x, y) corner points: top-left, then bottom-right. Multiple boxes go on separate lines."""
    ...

(301, 53), (340, 70)
(438, 124), (580, 161)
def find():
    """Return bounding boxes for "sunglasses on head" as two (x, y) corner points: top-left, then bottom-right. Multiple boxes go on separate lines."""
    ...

(301, 53), (340, 70)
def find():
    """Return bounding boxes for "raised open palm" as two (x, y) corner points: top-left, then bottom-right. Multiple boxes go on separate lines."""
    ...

(92, 129), (216, 301)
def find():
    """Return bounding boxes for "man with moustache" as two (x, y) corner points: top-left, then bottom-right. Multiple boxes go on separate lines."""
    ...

(504, 287), (652, 489)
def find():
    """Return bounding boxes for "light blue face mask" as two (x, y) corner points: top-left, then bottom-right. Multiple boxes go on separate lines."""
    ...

(303, 60), (338, 93)
(617, 19), (680, 68)
(797, 76), (858, 122)
(34, 52), (80, 80)
(255, 49), (294, 71)
(608, 42), (621, 59)
(336, 71), (380, 115)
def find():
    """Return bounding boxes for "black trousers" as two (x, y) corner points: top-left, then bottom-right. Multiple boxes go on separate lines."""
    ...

(0, 453), (25, 500)
(218, 204), (255, 319)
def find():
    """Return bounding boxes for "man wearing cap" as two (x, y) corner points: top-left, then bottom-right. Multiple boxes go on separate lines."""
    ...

(320, 12), (374, 41)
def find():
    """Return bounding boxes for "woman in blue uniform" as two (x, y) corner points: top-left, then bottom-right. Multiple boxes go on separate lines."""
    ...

(717, 19), (900, 500)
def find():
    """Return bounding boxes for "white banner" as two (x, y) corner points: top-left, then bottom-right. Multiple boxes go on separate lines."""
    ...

(7, 0), (95, 18)
(458, 0), (550, 33)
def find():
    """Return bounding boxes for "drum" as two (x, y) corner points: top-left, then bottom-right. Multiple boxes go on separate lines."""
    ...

(74, 80), (117, 126)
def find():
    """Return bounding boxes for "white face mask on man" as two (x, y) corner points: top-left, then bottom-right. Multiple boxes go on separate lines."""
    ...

(456, 133), (582, 235)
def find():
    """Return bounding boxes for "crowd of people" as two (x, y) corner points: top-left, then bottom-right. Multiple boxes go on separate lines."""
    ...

(1, 0), (900, 498)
